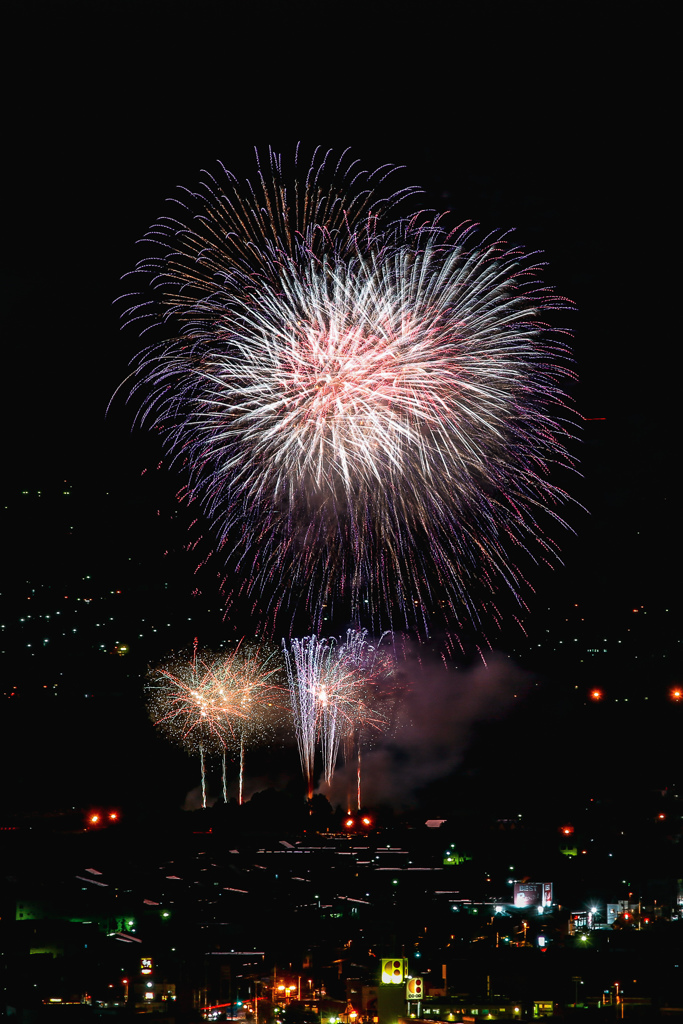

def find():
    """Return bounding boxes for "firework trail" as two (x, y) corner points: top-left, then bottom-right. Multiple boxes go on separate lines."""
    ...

(122, 148), (577, 636)
(337, 628), (394, 677)
(122, 146), (417, 310)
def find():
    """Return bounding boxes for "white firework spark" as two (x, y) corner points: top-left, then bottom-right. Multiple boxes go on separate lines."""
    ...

(123, 149), (577, 635)
(147, 641), (284, 805)
(283, 632), (392, 796)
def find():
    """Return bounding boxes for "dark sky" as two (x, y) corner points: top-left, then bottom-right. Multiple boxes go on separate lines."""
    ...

(1, 2), (678, 815)
(3, 1), (676, 623)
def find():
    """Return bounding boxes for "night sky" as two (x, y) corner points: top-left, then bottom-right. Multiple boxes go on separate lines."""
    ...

(2, 3), (678, 815)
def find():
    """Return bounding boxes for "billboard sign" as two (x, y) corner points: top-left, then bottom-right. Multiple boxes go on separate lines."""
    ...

(513, 882), (553, 909)
(406, 979), (423, 1000)
(381, 959), (407, 985)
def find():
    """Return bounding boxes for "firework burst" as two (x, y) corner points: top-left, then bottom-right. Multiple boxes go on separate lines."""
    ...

(147, 640), (284, 805)
(283, 632), (391, 797)
(336, 629), (395, 809)
(123, 148), (577, 635)
(146, 645), (240, 807)
(214, 641), (285, 803)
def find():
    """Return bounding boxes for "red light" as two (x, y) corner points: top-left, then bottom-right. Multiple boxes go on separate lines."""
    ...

(670, 688), (682, 702)
(345, 818), (354, 828)
(361, 816), (371, 826)
(108, 811), (118, 821)
(658, 813), (666, 820)
(89, 814), (100, 824)
(589, 689), (603, 701)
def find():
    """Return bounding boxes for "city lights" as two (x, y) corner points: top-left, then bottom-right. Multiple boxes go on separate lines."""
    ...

(2, 78), (678, 1024)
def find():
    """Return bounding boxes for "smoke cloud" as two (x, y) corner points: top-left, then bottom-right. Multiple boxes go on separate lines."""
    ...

(323, 649), (530, 810)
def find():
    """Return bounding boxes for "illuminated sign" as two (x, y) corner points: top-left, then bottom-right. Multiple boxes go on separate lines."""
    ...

(513, 882), (553, 909)
(381, 959), (407, 985)
(141, 957), (153, 975)
(406, 979), (423, 1000)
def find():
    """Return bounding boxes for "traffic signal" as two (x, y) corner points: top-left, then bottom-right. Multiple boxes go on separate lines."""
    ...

(406, 978), (423, 1000)
(381, 959), (407, 985)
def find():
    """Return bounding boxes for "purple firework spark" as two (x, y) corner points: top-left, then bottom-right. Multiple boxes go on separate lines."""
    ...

(121, 148), (578, 636)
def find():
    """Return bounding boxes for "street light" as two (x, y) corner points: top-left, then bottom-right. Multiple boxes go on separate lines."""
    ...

(614, 982), (625, 1019)
(572, 977), (583, 1007)
(254, 980), (261, 1024)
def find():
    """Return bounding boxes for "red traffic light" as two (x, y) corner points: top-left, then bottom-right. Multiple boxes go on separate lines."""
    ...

(86, 808), (121, 828)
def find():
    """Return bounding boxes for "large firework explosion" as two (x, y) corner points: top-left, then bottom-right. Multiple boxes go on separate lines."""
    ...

(123, 147), (577, 636)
